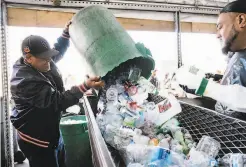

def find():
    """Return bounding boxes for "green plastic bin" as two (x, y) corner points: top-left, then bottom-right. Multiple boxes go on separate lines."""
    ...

(69, 5), (155, 79)
(60, 115), (92, 167)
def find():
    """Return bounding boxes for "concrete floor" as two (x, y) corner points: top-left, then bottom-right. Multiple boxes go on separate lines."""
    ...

(15, 160), (29, 167)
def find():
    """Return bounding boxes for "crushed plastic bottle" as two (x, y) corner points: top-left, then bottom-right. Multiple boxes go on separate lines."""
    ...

(170, 139), (184, 154)
(219, 153), (246, 167)
(128, 67), (142, 83)
(137, 77), (157, 94)
(145, 102), (159, 124)
(185, 147), (218, 167)
(171, 127), (189, 155)
(156, 134), (165, 141)
(159, 138), (170, 149)
(106, 87), (118, 105)
(134, 111), (145, 128)
(141, 121), (158, 139)
(96, 113), (107, 134)
(104, 124), (142, 146)
(126, 144), (152, 165)
(195, 136), (221, 158)
(114, 135), (132, 150)
(126, 145), (185, 167)
(133, 134), (150, 145)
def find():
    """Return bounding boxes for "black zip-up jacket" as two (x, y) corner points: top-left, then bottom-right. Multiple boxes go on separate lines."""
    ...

(10, 33), (84, 149)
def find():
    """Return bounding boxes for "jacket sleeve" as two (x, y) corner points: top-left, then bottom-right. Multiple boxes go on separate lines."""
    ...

(204, 82), (246, 113)
(14, 78), (85, 112)
(52, 30), (70, 63)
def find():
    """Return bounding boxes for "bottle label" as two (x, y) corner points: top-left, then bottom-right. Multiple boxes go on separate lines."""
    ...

(189, 65), (199, 75)
(150, 148), (170, 162)
(209, 159), (217, 167)
(121, 125), (136, 131)
(106, 88), (118, 102)
(158, 99), (172, 113)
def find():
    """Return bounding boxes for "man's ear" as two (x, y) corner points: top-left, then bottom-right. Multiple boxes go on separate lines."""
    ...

(237, 14), (246, 29)
(24, 53), (33, 63)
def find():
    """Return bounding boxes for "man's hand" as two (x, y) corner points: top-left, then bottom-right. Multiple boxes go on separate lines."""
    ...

(85, 75), (105, 89)
(64, 21), (72, 32)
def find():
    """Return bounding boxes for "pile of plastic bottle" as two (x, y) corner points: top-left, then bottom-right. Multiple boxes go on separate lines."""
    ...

(96, 65), (245, 167)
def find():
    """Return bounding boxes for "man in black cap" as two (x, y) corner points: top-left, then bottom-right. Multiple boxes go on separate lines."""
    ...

(176, 0), (246, 118)
(10, 22), (104, 167)
(214, 0), (246, 117)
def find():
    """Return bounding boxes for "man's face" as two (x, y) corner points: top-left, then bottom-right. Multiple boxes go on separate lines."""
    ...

(217, 13), (246, 55)
(26, 54), (51, 72)
(217, 13), (239, 55)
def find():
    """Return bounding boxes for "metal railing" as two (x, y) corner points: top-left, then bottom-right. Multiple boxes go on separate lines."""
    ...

(178, 101), (246, 158)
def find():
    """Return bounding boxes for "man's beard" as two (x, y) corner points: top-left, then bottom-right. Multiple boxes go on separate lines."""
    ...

(222, 25), (239, 55)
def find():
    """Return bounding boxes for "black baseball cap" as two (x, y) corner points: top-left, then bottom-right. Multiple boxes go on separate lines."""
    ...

(21, 35), (59, 59)
(221, 0), (246, 14)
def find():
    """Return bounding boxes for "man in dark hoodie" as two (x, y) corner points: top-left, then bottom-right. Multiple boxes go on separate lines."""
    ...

(10, 22), (104, 167)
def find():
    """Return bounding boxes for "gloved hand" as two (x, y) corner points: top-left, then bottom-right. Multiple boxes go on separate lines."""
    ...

(179, 84), (196, 95)
(175, 65), (208, 96)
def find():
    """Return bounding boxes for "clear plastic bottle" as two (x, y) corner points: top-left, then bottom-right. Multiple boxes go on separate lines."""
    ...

(195, 136), (220, 158)
(106, 87), (118, 105)
(159, 138), (170, 149)
(185, 147), (218, 167)
(219, 153), (246, 167)
(133, 134), (150, 145)
(128, 67), (142, 83)
(145, 102), (159, 123)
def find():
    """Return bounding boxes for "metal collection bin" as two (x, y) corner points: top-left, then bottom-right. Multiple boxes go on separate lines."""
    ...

(82, 97), (246, 166)
(177, 102), (246, 158)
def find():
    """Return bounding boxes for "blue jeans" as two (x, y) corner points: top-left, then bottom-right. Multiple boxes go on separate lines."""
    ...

(17, 134), (66, 167)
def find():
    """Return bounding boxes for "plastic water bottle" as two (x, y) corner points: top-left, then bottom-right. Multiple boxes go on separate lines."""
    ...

(195, 136), (221, 158)
(128, 67), (142, 83)
(116, 83), (125, 94)
(123, 116), (136, 127)
(133, 134), (150, 145)
(106, 87), (118, 104)
(220, 153), (246, 167)
(185, 147), (218, 167)
(159, 138), (170, 149)
(145, 102), (159, 123)
(126, 144), (152, 165)
(114, 135), (132, 150)
(96, 113), (107, 133)
(104, 124), (118, 145)
(137, 77), (157, 94)
(134, 111), (145, 128)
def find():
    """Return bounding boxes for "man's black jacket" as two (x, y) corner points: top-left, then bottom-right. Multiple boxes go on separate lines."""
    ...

(10, 35), (83, 149)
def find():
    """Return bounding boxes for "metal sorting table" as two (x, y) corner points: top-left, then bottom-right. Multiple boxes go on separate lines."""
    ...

(82, 97), (246, 167)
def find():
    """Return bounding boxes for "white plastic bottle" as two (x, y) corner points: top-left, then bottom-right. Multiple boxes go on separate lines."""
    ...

(176, 65), (246, 113)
